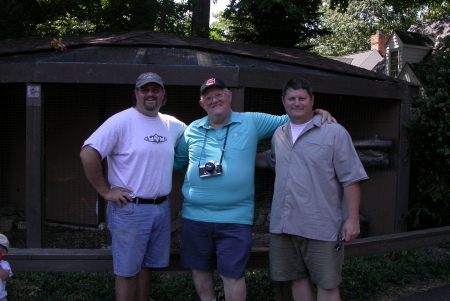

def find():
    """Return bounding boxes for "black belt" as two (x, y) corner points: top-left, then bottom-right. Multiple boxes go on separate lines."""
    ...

(131, 196), (167, 205)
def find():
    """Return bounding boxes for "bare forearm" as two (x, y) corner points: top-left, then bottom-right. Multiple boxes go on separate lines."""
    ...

(0, 266), (9, 281)
(80, 146), (132, 207)
(345, 183), (361, 220)
(80, 146), (110, 197)
(342, 182), (361, 242)
(255, 152), (269, 168)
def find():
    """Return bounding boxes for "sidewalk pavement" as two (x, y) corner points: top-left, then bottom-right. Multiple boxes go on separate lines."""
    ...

(395, 284), (450, 301)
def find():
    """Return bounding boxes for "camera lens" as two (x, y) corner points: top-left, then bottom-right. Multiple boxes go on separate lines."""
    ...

(205, 162), (216, 172)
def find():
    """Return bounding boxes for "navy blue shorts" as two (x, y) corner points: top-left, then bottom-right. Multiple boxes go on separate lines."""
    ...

(180, 218), (252, 279)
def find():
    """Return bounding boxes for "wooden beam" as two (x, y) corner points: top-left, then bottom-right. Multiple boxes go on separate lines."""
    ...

(26, 83), (43, 248)
(344, 225), (450, 259)
(7, 226), (450, 272)
(2, 62), (416, 100)
(394, 101), (412, 233)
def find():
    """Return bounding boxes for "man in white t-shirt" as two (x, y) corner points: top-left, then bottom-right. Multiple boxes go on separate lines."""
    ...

(80, 72), (186, 301)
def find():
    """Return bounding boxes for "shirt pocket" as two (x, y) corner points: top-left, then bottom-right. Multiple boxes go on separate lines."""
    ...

(305, 141), (331, 166)
(231, 131), (250, 151)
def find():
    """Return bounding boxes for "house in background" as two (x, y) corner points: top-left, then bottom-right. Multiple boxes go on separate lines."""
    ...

(329, 49), (383, 71)
(330, 30), (388, 70)
(330, 31), (388, 71)
(334, 18), (450, 86)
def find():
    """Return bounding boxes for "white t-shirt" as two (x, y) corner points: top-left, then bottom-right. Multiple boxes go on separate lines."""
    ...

(0, 260), (12, 299)
(290, 120), (312, 143)
(83, 108), (187, 198)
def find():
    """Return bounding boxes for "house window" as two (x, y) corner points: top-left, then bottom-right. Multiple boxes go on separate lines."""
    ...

(390, 50), (399, 77)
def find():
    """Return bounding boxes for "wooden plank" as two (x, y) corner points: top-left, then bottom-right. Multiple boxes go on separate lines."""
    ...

(7, 226), (450, 272)
(9, 260), (113, 272)
(344, 226), (450, 259)
(3, 62), (418, 101)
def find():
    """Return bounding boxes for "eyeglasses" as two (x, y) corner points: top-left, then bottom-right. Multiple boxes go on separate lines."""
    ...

(138, 87), (163, 94)
(203, 91), (227, 103)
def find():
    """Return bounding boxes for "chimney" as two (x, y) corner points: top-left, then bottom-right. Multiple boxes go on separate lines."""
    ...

(371, 31), (390, 57)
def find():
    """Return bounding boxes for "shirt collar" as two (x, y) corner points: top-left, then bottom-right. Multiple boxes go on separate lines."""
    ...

(197, 110), (243, 129)
(282, 114), (322, 134)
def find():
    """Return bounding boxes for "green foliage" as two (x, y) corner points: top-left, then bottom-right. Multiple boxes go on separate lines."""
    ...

(158, 0), (191, 36)
(209, 11), (230, 41)
(0, 0), (188, 39)
(222, 0), (329, 49)
(1, 0), (448, 42)
(0, 0), (106, 38)
(150, 272), (198, 300)
(406, 36), (450, 229)
(7, 272), (115, 300)
(151, 270), (276, 301)
(326, 0), (448, 13)
(421, 1), (450, 21)
(384, 0), (448, 12)
(7, 245), (449, 300)
(340, 246), (450, 300)
(312, 0), (422, 56)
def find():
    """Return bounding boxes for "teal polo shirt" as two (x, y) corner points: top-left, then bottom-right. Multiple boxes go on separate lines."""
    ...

(174, 111), (288, 225)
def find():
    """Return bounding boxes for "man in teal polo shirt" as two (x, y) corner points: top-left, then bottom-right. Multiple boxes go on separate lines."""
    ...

(174, 78), (334, 301)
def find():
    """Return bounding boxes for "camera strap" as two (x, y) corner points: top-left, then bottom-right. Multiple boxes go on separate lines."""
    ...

(198, 124), (230, 167)
(219, 125), (230, 164)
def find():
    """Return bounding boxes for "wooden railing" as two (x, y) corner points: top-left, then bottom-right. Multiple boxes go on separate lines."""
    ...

(7, 226), (450, 301)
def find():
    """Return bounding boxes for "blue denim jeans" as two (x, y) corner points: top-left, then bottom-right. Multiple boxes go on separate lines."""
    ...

(107, 199), (171, 277)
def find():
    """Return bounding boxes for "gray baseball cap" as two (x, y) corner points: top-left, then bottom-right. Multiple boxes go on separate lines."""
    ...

(0, 233), (10, 251)
(135, 72), (165, 89)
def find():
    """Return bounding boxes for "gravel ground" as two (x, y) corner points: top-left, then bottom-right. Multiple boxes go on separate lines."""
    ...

(7, 224), (111, 249)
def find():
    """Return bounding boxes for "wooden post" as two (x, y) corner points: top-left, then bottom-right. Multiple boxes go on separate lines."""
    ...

(26, 83), (43, 248)
(395, 101), (412, 233)
(230, 87), (245, 113)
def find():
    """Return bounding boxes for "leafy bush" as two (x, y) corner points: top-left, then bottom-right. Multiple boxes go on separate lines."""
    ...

(406, 36), (450, 229)
(6, 244), (449, 301)
(340, 245), (450, 300)
(7, 272), (115, 301)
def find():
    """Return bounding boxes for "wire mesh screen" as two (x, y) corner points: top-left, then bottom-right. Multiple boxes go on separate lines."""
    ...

(0, 83), (26, 235)
(244, 87), (402, 238)
(43, 83), (129, 228)
(1, 82), (404, 249)
(38, 83), (203, 248)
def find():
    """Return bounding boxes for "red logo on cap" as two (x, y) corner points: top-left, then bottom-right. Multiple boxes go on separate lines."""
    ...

(206, 78), (216, 86)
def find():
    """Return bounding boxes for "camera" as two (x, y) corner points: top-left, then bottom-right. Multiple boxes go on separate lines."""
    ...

(199, 160), (223, 178)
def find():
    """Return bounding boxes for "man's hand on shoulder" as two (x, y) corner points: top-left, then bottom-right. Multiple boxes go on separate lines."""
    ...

(314, 109), (337, 124)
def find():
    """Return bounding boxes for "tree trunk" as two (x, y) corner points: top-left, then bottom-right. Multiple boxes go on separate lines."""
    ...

(159, 0), (169, 33)
(130, 0), (159, 31)
(191, 0), (210, 38)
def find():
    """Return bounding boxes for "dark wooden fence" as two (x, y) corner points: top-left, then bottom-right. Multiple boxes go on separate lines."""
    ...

(8, 226), (450, 301)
